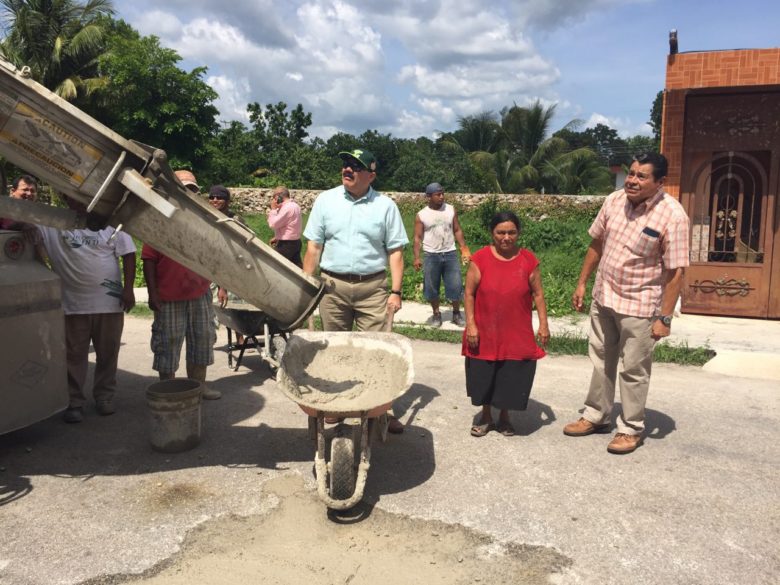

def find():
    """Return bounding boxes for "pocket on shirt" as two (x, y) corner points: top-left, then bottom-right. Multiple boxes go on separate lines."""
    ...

(628, 227), (661, 258)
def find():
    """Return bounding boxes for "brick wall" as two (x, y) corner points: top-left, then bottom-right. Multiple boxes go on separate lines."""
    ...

(665, 49), (780, 90)
(661, 48), (780, 198)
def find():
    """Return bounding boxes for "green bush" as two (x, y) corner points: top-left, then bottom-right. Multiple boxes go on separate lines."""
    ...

(131, 198), (598, 316)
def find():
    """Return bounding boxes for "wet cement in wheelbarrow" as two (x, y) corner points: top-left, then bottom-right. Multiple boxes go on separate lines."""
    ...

(281, 346), (410, 410)
(106, 475), (572, 585)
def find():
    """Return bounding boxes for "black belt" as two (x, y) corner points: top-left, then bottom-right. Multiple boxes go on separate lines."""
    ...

(321, 269), (385, 283)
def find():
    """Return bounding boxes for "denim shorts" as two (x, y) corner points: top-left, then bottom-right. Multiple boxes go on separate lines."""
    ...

(423, 250), (463, 301)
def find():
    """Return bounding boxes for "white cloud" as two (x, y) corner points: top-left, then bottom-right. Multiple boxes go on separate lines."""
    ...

(113, 0), (638, 139)
(134, 9), (182, 38)
(510, 0), (648, 30)
(208, 76), (251, 123)
(584, 113), (653, 137)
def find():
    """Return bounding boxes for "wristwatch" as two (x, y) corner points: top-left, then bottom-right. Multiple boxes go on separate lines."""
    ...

(390, 289), (402, 297)
(658, 315), (673, 327)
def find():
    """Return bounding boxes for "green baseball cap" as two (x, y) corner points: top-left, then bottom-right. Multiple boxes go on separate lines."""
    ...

(339, 148), (378, 172)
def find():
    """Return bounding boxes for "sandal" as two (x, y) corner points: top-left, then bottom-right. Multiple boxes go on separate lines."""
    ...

(497, 422), (515, 437)
(387, 416), (404, 434)
(470, 422), (495, 437)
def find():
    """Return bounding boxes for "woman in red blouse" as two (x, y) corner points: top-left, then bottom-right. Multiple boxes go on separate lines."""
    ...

(462, 211), (550, 436)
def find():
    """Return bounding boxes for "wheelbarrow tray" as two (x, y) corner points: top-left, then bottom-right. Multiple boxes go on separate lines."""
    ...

(213, 304), (285, 337)
(276, 330), (414, 418)
(213, 304), (289, 370)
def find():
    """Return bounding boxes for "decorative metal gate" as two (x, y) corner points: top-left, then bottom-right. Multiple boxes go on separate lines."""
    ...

(681, 150), (776, 316)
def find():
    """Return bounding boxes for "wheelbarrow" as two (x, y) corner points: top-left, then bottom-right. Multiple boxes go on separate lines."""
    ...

(213, 304), (288, 371)
(276, 329), (414, 510)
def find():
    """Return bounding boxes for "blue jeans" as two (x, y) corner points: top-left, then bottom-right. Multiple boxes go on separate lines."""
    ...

(423, 251), (463, 301)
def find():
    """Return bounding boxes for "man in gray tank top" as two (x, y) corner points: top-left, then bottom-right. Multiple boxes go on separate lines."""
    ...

(413, 182), (471, 327)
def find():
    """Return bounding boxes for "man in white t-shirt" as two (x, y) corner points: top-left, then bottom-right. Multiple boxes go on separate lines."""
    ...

(38, 197), (136, 423)
(413, 182), (471, 327)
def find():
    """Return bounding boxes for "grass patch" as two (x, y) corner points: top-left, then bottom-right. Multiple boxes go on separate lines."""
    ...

(392, 324), (714, 366)
(654, 341), (716, 366)
(128, 305), (714, 367)
(128, 303), (154, 318)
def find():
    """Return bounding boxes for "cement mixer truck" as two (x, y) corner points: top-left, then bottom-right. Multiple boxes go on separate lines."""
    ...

(0, 57), (325, 434)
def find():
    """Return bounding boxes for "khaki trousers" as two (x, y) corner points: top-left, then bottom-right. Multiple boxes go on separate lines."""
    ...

(582, 302), (656, 435)
(318, 273), (389, 332)
(65, 313), (125, 407)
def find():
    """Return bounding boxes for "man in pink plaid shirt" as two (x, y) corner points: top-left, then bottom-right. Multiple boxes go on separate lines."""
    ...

(564, 153), (689, 454)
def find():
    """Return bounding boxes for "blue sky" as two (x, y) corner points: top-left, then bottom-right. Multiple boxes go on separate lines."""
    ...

(112, 0), (780, 140)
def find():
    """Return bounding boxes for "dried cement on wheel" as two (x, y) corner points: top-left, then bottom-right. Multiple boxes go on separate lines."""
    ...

(278, 342), (409, 412)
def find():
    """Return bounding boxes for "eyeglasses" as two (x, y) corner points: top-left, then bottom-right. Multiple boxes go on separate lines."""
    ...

(342, 160), (368, 172)
(208, 195), (228, 201)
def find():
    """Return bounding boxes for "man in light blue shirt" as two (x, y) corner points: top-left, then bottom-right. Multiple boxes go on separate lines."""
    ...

(303, 147), (408, 432)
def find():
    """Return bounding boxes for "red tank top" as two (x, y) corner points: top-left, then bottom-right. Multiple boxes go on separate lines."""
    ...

(461, 246), (546, 361)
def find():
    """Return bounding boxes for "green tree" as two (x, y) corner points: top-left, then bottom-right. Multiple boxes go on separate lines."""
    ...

(0, 0), (113, 99)
(248, 101), (312, 147)
(200, 120), (260, 186)
(541, 148), (612, 194)
(582, 123), (626, 164)
(446, 112), (502, 153)
(649, 90), (663, 149)
(83, 19), (219, 169)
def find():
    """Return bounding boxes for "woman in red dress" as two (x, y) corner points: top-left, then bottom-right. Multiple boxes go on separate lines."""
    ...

(462, 211), (550, 436)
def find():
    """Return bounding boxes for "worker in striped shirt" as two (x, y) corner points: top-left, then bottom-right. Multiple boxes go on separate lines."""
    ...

(564, 152), (690, 455)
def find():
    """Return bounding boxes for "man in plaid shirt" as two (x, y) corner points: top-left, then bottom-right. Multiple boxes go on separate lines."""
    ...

(564, 153), (689, 454)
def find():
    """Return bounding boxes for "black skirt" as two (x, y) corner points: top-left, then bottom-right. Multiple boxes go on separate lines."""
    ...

(465, 357), (537, 410)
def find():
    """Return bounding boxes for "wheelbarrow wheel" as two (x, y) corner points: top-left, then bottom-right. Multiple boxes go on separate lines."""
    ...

(330, 436), (355, 501)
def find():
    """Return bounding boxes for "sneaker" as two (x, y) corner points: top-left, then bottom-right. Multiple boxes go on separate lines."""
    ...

(607, 433), (642, 454)
(452, 312), (465, 327)
(96, 400), (116, 416)
(201, 386), (222, 400)
(63, 407), (83, 424)
(428, 313), (442, 328)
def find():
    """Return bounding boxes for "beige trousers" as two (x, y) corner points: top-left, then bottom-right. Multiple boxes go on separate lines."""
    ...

(65, 313), (124, 407)
(582, 302), (656, 435)
(318, 274), (389, 332)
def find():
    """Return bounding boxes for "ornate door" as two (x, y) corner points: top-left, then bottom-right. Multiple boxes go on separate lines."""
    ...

(679, 91), (780, 318)
(681, 150), (777, 316)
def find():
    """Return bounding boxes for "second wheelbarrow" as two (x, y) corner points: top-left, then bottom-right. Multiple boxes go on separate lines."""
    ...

(276, 330), (414, 510)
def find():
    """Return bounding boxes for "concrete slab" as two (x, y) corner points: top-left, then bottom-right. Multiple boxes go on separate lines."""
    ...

(1, 316), (778, 585)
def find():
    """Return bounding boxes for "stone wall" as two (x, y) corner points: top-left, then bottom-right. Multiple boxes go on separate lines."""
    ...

(228, 187), (606, 215)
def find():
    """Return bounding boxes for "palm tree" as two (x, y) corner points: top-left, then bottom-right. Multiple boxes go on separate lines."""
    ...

(501, 100), (557, 161)
(541, 148), (613, 194)
(445, 112), (503, 153)
(0, 0), (114, 100)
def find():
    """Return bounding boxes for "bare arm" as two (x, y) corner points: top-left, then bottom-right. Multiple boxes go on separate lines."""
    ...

(464, 261), (481, 351)
(651, 267), (685, 340)
(572, 238), (603, 312)
(302, 241), (323, 275)
(412, 215), (424, 270)
(387, 247), (404, 312)
(121, 252), (136, 313)
(452, 211), (471, 263)
(528, 266), (549, 347)
(142, 259), (161, 312)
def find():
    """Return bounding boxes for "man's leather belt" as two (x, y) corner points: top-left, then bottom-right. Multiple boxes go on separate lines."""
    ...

(321, 269), (385, 283)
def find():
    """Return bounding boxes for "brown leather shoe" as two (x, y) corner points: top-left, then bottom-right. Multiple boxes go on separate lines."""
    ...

(607, 433), (642, 454)
(563, 417), (610, 436)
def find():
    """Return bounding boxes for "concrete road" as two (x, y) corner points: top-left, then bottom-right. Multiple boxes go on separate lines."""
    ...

(1, 316), (778, 584)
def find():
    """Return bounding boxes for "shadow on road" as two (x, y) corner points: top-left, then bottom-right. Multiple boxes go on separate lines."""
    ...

(0, 370), (441, 511)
